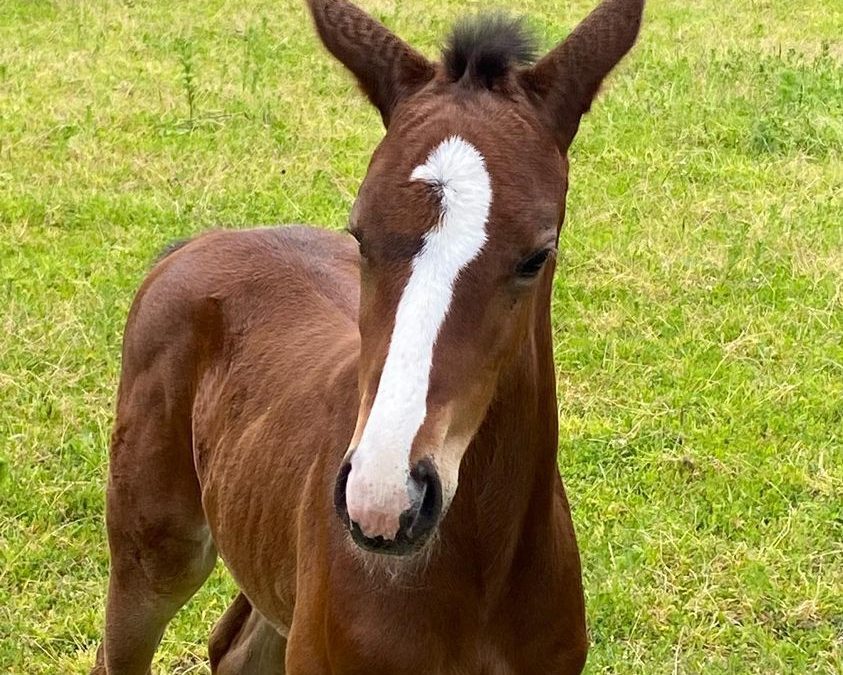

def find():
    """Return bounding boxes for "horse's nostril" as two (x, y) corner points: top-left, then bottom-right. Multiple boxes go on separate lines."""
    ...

(402, 458), (442, 540)
(333, 459), (352, 526)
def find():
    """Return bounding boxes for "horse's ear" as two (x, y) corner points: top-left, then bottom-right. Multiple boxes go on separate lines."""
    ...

(519, 0), (644, 151)
(307, 0), (435, 127)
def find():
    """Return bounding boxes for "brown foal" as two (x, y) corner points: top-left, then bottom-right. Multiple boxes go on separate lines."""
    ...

(92, 0), (643, 672)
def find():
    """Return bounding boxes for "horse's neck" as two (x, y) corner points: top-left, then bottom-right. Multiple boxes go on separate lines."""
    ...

(451, 292), (561, 588)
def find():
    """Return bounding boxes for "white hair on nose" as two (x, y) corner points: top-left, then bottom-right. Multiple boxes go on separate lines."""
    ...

(345, 136), (492, 540)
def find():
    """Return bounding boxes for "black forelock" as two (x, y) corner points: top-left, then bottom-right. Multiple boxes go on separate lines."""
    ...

(442, 14), (537, 90)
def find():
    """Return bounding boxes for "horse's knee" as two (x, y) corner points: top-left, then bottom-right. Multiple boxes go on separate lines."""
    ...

(107, 498), (215, 597)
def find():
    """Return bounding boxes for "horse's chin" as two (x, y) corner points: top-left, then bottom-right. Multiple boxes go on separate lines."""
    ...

(344, 528), (441, 581)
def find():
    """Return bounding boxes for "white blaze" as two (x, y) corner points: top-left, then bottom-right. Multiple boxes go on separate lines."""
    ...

(346, 136), (493, 539)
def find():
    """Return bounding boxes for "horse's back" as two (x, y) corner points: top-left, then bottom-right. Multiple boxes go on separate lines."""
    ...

(133, 225), (357, 322)
(122, 224), (359, 380)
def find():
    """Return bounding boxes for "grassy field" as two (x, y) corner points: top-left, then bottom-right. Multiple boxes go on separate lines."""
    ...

(1, 0), (841, 672)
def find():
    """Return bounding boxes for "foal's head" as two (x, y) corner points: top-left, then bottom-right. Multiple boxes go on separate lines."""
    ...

(316, 0), (644, 556)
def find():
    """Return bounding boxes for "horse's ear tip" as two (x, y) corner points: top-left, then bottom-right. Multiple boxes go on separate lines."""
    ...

(520, 0), (645, 151)
(306, 0), (433, 123)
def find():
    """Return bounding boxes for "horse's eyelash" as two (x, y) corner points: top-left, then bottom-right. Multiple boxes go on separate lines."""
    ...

(517, 248), (553, 276)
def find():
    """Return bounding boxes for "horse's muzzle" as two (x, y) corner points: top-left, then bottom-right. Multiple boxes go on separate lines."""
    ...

(334, 457), (442, 556)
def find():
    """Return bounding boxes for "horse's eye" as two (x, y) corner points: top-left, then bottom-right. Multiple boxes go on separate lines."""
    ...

(516, 248), (553, 278)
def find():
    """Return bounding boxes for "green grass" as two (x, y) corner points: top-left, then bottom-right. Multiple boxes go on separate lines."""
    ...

(1, 0), (841, 672)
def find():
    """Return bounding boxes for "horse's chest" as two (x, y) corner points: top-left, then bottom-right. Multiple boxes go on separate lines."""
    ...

(317, 589), (545, 675)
